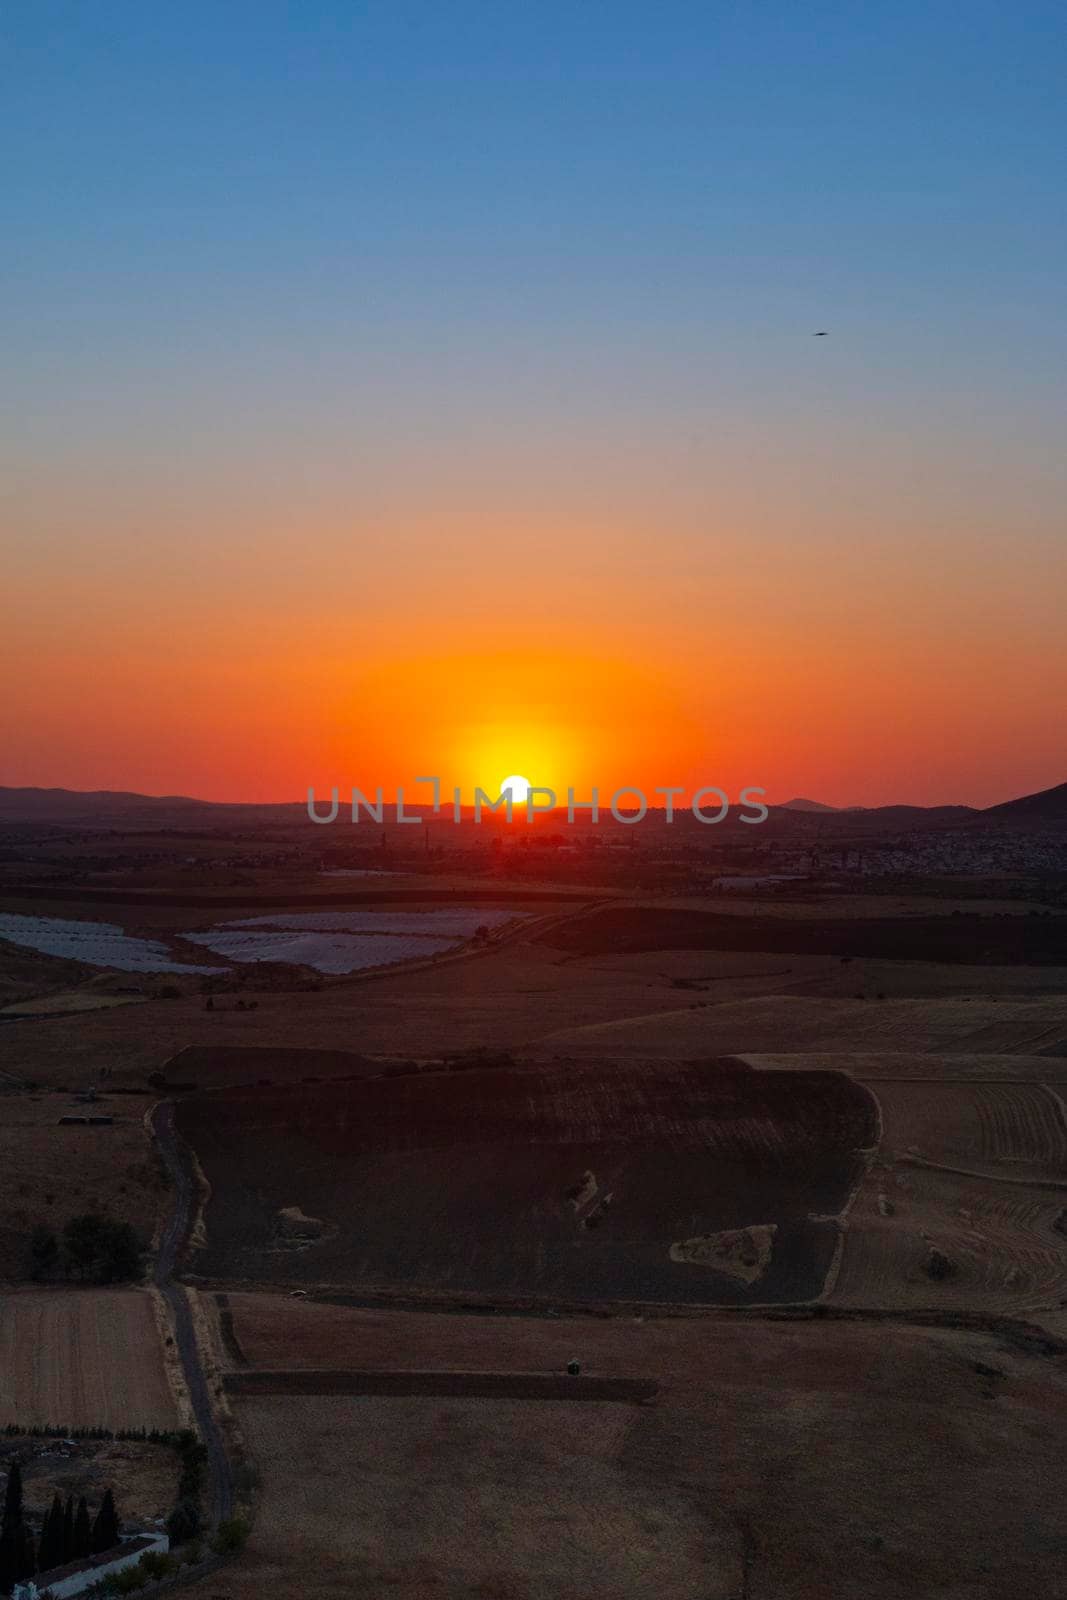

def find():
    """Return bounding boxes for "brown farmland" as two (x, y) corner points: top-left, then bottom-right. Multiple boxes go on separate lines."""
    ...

(176, 1061), (877, 1304)
(537, 904), (1067, 964)
(0, 1097), (168, 1281)
(830, 1078), (1067, 1329)
(186, 1315), (1067, 1600)
(0, 1290), (180, 1429)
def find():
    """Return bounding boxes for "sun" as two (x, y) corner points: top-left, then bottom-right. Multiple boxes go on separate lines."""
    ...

(500, 774), (532, 803)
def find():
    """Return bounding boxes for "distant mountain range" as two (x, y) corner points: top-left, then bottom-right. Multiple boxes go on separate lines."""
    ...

(0, 786), (300, 823)
(779, 797), (839, 813)
(0, 780), (1064, 826)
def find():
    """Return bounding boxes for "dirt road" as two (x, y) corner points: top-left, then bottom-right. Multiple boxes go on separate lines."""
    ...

(151, 1100), (233, 1525)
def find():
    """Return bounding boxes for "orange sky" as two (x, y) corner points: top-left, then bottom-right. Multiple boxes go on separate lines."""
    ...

(5, 5), (1066, 812)
(4, 485), (1065, 809)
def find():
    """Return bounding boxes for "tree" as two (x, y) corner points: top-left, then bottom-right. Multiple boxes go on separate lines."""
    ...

(61, 1215), (142, 1284)
(73, 1497), (92, 1559)
(0, 1461), (35, 1593)
(28, 1225), (60, 1281)
(14, 1523), (35, 1585)
(177, 1441), (207, 1502)
(37, 1492), (65, 1573)
(63, 1215), (109, 1281)
(91, 1488), (120, 1555)
(2, 1463), (23, 1530)
(165, 1499), (202, 1546)
(99, 1220), (141, 1282)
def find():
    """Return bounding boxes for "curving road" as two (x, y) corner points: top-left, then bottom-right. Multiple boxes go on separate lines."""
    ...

(151, 1100), (233, 1525)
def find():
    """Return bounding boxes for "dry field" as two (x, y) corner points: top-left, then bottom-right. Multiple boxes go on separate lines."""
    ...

(531, 994), (1067, 1060)
(743, 1050), (1067, 1081)
(829, 1077), (1067, 1329)
(869, 1078), (1067, 1181)
(4, 1434), (178, 1526)
(188, 1315), (1067, 1600)
(0, 1290), (179, 1429)
(8, 920), (1067, 1094)
(830, 1160), (1067, 1329)
(587, 945), (1067, 998)
(537, 903), (1067, 963)
(646, 893), (1064, 920)
(1, 940), (716, 1090)
(0, 1094), (168, 1279)
(1, 991), (146, 1018)
(175, 1063), (876, 1305)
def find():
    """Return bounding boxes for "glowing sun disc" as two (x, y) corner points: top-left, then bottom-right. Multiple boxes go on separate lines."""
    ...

(500, 774), (532, 802)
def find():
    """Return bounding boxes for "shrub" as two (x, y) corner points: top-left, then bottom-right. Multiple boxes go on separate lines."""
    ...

(110, 1564), (149, 1593)
(138, 1550), (176, 1580)
(926, 1248), (956, 1281)
(212, 1517), (251, 1556)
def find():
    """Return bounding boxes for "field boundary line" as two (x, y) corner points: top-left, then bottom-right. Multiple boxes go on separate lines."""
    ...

(223, 1369), (658, 1403)
(819, 1082), (883, 1303)
(898, 1153), (1067, 1191)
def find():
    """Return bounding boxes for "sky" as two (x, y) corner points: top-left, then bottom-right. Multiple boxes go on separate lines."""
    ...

(2, 1), (1065, 807)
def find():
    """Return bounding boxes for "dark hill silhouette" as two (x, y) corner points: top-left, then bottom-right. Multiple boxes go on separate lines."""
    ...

(982, 779), (1067, 824)
(0, 786), (301, 823)
(779, 797), (838, 813)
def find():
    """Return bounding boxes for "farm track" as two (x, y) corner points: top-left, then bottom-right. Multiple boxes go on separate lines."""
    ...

(151, 1101), (233, 1525)
(224, 1369), (658, 1403)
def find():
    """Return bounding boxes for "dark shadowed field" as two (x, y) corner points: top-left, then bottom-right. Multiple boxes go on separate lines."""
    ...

(175, 1060), (876, 1304)
(537, 904), (1067, 964)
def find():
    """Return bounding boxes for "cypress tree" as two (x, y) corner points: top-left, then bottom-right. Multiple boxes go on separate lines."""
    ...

(62, 1495), (74, 1561)
(90, 1489), (119, 1555)
(0, 1461), (26, 1594)
(1, 1462), (23, 1529)
(0, 1521), (14, 1594)
(73, 1497), (91, 1559)
(14, 1522), (35, 1584)
(38, 1492), (65, 1572)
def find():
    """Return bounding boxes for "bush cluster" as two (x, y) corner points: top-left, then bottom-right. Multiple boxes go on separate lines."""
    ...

(28, 1215), (143, 1285)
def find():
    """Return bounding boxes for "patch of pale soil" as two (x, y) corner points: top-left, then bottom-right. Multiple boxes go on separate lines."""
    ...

(277, 1206), (329, 1240)
(669, 1223), (777, 1283)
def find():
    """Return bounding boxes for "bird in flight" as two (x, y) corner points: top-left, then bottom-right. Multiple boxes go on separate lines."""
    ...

(813, 330), (829, 336)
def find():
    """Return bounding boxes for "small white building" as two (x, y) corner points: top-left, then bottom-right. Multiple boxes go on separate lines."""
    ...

(15, 1532), (169, 1599)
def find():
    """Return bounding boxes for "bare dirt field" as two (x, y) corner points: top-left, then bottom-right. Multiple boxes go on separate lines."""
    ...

(868, 1078), (1067, 1181)
(0, 1290), (180, 1429)
(828, 1077), (1067, 1330)
(175, 1062), (876, 1305)
(8, 922), (1067, 1096)
(187, 1316), (1067, 1600)
(531, 994), (1067, 1060)
(0, 1094), (168, 1279)
(831, 1159), (1067, 1330)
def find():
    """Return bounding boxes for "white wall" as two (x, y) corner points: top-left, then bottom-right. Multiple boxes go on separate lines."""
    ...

(40, 1533), (170, 1599)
